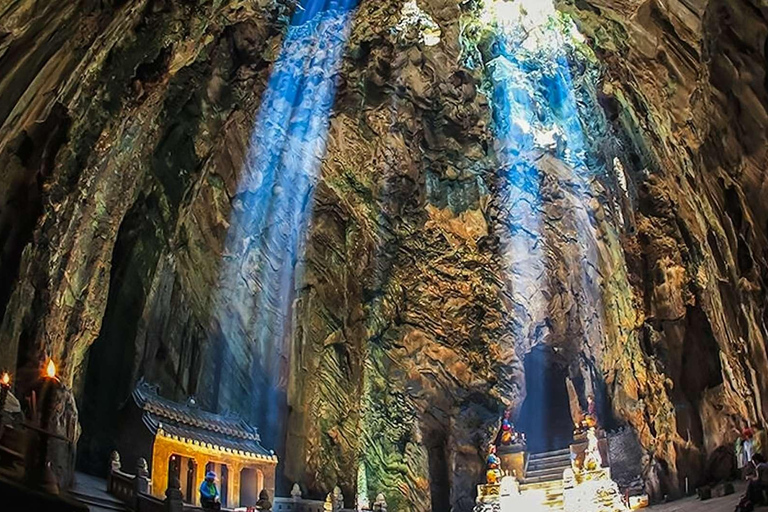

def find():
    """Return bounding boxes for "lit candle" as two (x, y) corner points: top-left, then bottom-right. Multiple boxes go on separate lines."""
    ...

(0, 372), (10, 421)
(24, 360), (59, 490)
(40, 359), (58, 432)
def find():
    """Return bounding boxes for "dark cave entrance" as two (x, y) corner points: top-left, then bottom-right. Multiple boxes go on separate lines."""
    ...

(516, 344), (574, 453)
(424, 424), (451, 512)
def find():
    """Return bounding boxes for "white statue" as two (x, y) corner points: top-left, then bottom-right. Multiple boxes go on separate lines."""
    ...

(291, 483), (302, 500)
(499, 475), (521, 512)
(584, 427), (603, 470)
(373, 493), (387, 512)
(333, 486), (345, 511)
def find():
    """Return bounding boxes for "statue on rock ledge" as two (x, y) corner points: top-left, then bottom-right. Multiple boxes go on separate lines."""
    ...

(486, 444), (502, 485)
(584, 427), (603, 471)
(574, 395), (600, 437)
(498, 410), (521, 447)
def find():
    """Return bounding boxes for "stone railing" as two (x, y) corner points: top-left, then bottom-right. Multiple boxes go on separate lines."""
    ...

(273, 497), (327, 512)
(107, 454), (388, 512)
(135, 493), (166, 512)
(279, 485), (387, 512)
(107, 451), (152, 510)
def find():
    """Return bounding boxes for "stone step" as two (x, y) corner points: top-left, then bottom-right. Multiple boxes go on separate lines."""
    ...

(528, 456), (571, 468)
(529, 449), (570, 461)
(526, 467), (567, 480)
(69, 491), (128, 512)
(71, 472), (128, 512)
(524, 475), (565, 485)
(520, 481), (564, 493)
(528, 454), (571, 467)
(519, 481), (565, 511)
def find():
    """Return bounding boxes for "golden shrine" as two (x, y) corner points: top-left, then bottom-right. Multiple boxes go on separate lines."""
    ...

(116, 381), (277, 509)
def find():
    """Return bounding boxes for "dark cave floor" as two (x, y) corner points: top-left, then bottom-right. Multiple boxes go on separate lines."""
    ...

(646, 482), (746, 512)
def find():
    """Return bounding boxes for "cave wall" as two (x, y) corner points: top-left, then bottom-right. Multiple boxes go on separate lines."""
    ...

(559, 0), (768, 497)
(0, 0), (767, 510)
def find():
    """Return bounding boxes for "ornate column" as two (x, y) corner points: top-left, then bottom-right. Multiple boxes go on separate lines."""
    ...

(151, 441), (171, 500)
(194, 456), (207, 506)
(228, 461), (242, 508)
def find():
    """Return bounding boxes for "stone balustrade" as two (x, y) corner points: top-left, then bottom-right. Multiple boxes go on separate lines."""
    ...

(272, 497), (326, 511)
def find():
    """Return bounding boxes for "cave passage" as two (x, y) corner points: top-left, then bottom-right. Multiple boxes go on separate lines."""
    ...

(517, 344), (574, 453)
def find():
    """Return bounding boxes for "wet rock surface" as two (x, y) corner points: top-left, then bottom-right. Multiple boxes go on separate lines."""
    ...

(0, 0), (766, 510)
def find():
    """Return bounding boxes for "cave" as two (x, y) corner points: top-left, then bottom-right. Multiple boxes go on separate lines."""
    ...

(516, 344), (574, 454)
(425, 428), (451, 512)
(1, 0), (768, 511)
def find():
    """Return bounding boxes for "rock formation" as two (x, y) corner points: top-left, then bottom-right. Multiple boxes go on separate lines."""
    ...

(0, 0), (766, 510)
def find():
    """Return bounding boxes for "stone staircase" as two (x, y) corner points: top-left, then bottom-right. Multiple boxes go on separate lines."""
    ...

(519, 448), (572, 510)
(70, 472), (129, 512)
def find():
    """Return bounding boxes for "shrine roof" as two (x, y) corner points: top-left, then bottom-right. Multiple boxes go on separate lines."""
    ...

(132, 381), (273, 458)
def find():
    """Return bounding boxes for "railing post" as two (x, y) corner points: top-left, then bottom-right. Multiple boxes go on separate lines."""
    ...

(165, 458), (183, 512)
(107, 451), (121, 493)
(135, 458), (150, 493)
(373, 494), (386, 512)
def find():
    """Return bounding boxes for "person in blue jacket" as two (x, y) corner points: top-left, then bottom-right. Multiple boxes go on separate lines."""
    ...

(200, 471), (221, 510)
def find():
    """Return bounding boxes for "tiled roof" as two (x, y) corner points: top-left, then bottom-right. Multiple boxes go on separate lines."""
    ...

(133, 381), (273, 458)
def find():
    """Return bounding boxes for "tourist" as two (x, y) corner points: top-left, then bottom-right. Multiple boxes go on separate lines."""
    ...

(737, 429), (748, 477)
(200, 471), (221, 510)
(736, 453), (768, 511)
(745, 426), (757, 476)
(754, 423), (767, 460)
(255, 489), (273, 510)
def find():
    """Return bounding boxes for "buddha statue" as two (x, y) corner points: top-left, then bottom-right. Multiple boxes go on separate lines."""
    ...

(584, 395), (598, 428)
(584, 427), (603, 471)
(485, 444), (502, 485)
(499, 410), (518, 446)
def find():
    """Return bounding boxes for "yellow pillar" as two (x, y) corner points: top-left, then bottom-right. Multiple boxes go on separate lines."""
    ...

(228, 462), (242, 508)
(151, 441), (171, 500)
(194, 456), (207, 506)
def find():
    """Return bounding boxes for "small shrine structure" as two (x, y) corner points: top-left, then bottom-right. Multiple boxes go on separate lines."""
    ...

(115, 381), (277, 508)
(474, 403), (640, 512)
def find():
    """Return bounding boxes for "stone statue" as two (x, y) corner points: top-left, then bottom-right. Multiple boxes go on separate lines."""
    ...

(136, 458), (149, 477)
(255, 489), (272, 510)
(586, 395), (599, 427)
(109, 451), (121, 473)
(499, 475), (518, 496)
(135, 458), (150, 493)
(499, 410), (519, 446)
(291, 483), (302, 500)
(332, 486), (344, 510)
(373, 493), (387, 512)
(485, 445), (502, 485)
(324, 494), (333, 512)
(584, 427), (603, 470)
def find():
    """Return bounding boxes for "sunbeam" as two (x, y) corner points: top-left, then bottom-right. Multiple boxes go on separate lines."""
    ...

(211, 0), (359, 441)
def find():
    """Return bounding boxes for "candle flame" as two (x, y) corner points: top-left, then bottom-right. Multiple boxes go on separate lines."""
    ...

(46, 359), (56, 379)
(1, 372), (9, 386)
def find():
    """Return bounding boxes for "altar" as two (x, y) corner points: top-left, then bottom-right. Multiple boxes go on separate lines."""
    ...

(474, 406), (637, 512)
